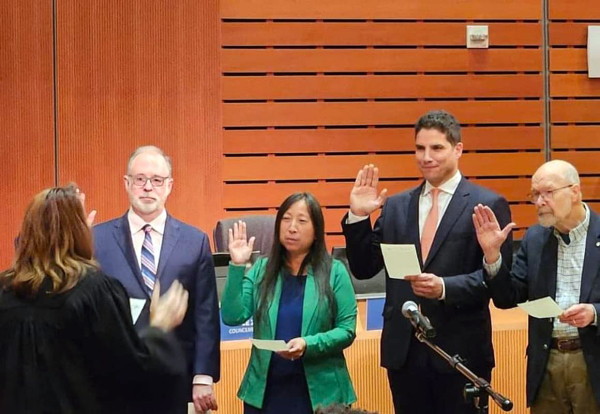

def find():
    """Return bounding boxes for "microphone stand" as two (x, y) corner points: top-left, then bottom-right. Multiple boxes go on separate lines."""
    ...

(413, 328), (513, 413)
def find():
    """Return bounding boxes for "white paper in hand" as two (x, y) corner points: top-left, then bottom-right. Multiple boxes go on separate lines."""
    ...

(251, 339), (288, 352)
(518, 297), (564, 319)
(129, 298), (146, 324)
(380, 244), (422, 279)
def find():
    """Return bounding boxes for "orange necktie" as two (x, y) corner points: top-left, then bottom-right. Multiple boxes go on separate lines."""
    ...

(421, 188), (440, 261)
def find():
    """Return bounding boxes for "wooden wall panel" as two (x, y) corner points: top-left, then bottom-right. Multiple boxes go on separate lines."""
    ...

(221, 0), (541, 20)
(220, 1), (544, 244)
(55, 0), (222, 235)
(548, 2), (600, 213)
(223, 127), (545, 154)
(222, 49), (542, 73)
(223, 22), (542, 47)
(0, 0), (54, 269)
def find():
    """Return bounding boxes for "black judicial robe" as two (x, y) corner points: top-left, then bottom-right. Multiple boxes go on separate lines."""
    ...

(0, 270), (186, 414)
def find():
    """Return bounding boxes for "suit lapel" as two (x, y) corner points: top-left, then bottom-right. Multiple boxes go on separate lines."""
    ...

(266, 273), (283, 339)
(580, 212), (600, 303)
(538, 230), (558, 300)
(302, 268), (319, 336)
(423, 178), (469, 268)
(112, 214), (150, 299)
(156, 215), (180, 282)
(408, 185), (423, 264)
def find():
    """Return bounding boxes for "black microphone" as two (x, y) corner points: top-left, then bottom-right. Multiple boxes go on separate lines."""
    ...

(402, 301), (436, 339)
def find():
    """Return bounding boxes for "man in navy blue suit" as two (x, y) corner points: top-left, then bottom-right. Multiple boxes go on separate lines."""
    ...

(342, 111), (513, 414)
(93, 146), (220, 413)
(473, 160), (600, 414)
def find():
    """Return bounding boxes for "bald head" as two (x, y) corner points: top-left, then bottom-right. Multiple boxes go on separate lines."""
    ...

(531, 160), (585, 232)
(532, 160), (580, 187)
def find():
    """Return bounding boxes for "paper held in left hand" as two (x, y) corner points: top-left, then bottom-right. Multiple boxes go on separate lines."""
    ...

(251, 339), (288, 352)
(517, 297), (564, 319)
(380, 243), (422, 279)
(129, 298), (146, 324)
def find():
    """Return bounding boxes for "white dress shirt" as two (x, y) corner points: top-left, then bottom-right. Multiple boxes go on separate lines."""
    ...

(127, 209), (213, 386)
(127, 208), (167, 271)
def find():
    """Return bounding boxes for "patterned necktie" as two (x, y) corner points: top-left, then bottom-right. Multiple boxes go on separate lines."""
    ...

(421, 188), (440, 261)
(141, 224), (156, 291)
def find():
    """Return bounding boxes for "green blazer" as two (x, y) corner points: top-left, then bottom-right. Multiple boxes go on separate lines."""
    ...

(221, 257), (358, 410)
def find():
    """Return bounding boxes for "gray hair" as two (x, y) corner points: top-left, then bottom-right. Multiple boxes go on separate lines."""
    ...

(126, 145), (173, 176)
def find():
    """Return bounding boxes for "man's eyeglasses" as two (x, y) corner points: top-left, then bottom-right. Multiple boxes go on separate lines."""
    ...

(527, 184), (574, 203)
(128, 175), (170, 188)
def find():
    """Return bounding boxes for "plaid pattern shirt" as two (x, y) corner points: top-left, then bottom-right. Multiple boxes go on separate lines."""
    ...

(552, 204), (590, 338)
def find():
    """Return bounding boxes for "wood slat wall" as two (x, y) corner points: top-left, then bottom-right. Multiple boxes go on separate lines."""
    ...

(54, 0), (222, 235)
(220, 0), (544, 246)
(0, 0), (55, 269)
(549, 0), (600, 200)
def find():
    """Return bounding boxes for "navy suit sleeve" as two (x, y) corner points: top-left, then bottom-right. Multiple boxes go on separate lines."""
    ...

(192, 235), (221, 381)
(487, 228), (533, 309)
(341, 206), (387, 280)
(444, 196), (514, 306)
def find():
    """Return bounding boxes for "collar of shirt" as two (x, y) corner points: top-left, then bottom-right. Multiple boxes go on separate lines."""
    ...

(554, 203), (590, 245)
(127, 208), (167, 236)
(422, 170), (462, 197)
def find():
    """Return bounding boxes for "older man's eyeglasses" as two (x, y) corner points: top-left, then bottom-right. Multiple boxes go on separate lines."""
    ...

(128, 175), (170, 188)
(527, 184), (574, 203)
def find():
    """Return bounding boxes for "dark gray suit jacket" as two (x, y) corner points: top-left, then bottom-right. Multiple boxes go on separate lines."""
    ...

(93, 213), (221, 384)
(342, 177), (513, 374)
(487, 208), (600, 407)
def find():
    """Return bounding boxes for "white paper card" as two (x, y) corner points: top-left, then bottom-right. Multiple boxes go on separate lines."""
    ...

(188, 402), (211, 414)
(129, 298), (146, 324)
(517, 297), (564, 319)
(380, 244), (422, 279)
(251, 339), (288, 352)
(588, 26), (600, 78)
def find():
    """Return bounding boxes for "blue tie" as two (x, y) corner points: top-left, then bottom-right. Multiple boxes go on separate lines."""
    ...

(141, 225), (157, 291)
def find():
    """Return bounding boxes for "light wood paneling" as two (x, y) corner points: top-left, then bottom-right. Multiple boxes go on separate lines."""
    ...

(552, 126), (600, 149)
(224, 75), (543, 100)
(548, 15), (600, 216)
(55, 0), (222, 234)
(222, 49), (542, 73)
(222, 22), (542, 46)
(549, 49), (586, 72)
(551, 100), (600, 123)
(223, 178), (535, 209)
(221, 0), (541, 20)
(220, 0), (544, 246)
(550, 74), (600, 97)
(223, 101), (544, 127)
(0, 0), (55, 269)
(549, 0), (600, 20)
(549, 23), (588, 46)
(223, 127), (545, 154)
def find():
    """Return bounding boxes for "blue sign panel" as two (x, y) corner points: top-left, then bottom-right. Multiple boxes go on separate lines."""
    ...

(366, 297), (385, 331)
(220, 312), (254, 341)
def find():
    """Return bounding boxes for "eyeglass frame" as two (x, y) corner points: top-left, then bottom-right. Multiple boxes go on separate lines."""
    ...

(126, 174), (171, 188)
(527, 184), (574, 203)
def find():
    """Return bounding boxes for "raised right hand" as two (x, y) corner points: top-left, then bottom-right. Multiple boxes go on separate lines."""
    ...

(350, 164), (388, 216)
(472, 204), (516, 264)
(228, 220), (255, 265)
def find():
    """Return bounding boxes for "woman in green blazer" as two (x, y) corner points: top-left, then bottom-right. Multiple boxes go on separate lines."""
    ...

(221, 192), (358, 413)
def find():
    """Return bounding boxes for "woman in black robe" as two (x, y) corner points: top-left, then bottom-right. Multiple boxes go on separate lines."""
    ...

(0, 184), (189, 414)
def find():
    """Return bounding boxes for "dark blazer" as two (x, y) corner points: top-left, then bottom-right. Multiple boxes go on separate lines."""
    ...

(342, 177), (513, 374)
(486, 208), (600, 407)
(93, 213), (221, 383)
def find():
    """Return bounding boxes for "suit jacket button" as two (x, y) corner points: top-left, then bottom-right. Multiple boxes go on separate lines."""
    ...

(543, 344), (548, 350)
